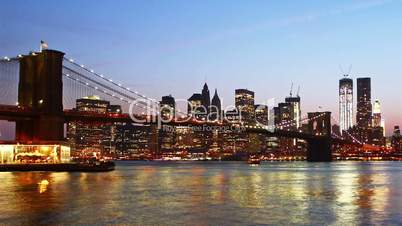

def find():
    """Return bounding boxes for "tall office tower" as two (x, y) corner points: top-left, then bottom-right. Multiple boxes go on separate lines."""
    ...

(201, 83), (211, 113)
(391, 126), (402, 152)
(381, 119), (386, 136)
(356, 77), (372, 143)
(369, 99), (385, 146)
(339, 76), (353, 134)
(285, 95), (301, 129)
(210, 89), (221, 120)
(188, 93), (205, 120)
(356, 77), (372, 128)
(372, 99), (381, 127)
(274, 102), (294, 129)
(160, 95), (176, 120)
(254, 104), (269, 126)
(235, 89), (255, 124)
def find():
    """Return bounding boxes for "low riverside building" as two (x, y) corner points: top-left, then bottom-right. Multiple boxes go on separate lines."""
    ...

(0, 144), (70, 164)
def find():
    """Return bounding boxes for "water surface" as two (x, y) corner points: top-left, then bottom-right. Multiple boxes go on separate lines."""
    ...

(1, 161), (402, 225)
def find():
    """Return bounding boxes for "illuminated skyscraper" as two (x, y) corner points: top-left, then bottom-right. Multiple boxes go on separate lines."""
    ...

(235, 89), (255, 124)
(188, 93), (205, 120)
(201, 83), (211, 113)
(285, 96), (301, 129)
(370, 99), (385, 146)
(356, 77), (372, 143)
(339, 77), (353, 134)
(254, 104), (268, 126)
(372, 99), (381, 127)
(356, 77), (372, 128)
(274, 102), (293, 129)
(160, 95), (176, 120)
(210, 89), (221, 120)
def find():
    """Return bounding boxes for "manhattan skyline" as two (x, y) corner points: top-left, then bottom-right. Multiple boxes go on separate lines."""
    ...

(1, 0), (402, 135)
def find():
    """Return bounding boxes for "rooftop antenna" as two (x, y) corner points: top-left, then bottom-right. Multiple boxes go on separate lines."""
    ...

(347, 64), (353, 76)
(39, 40), (48, 52)
(339, 64), (353, 77)
(296, 85), (300, 97)
(339, 64), (345, 76)
(289, 82), (293, 97)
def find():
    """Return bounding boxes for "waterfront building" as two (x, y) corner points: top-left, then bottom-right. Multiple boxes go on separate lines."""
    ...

(339, 76), (353, 134)
(160, 95), (176, 120)
(159, 126), (176, 154)
(0, 144), (70, 164)
(67, 96), (118, 158)
(235, 89), (255, 124)
(115, 124), (154, 160)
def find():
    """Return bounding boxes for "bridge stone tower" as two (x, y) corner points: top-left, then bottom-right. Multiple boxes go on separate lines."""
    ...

(16, 49), (65, 143)
(307, 111), (332, 162)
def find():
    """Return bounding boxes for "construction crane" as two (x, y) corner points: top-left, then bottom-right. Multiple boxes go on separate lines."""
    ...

(289, 82), (293, 97)
(296, 85), (300, 97)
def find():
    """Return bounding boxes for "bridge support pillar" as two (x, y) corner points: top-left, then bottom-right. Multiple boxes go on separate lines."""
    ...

(16, 50), (65, 143)
(307, 137), (332, 162)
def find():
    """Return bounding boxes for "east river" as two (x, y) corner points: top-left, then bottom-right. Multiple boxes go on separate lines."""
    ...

(1, 161), (402, 225)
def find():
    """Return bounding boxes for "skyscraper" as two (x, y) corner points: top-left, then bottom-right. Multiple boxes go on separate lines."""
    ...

(188, 83), (211, 120)
(356, 77), (372, 142)
(201, 83), (211, 113)
(160, 95), (176, 120)
(235, 89), (255, 124)
(255, 104), (268, 126)
(274, 102), (293, 129)
(339, 76), (353, 133)
(188, 93), (205, 120)
(285, 96), (301, 129)
(356, 77), (372, 128)
(370, 99), (385, 146)
(210, 89), (221, 120)
(392, 126), (402, 152)
(372, 99), (381, 127)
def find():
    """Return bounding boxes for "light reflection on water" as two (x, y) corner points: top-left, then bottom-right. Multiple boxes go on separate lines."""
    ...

(0, 162), (402, 225)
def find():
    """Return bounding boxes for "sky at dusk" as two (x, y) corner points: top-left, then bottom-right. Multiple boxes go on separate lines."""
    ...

(1, 0), (402, 135)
